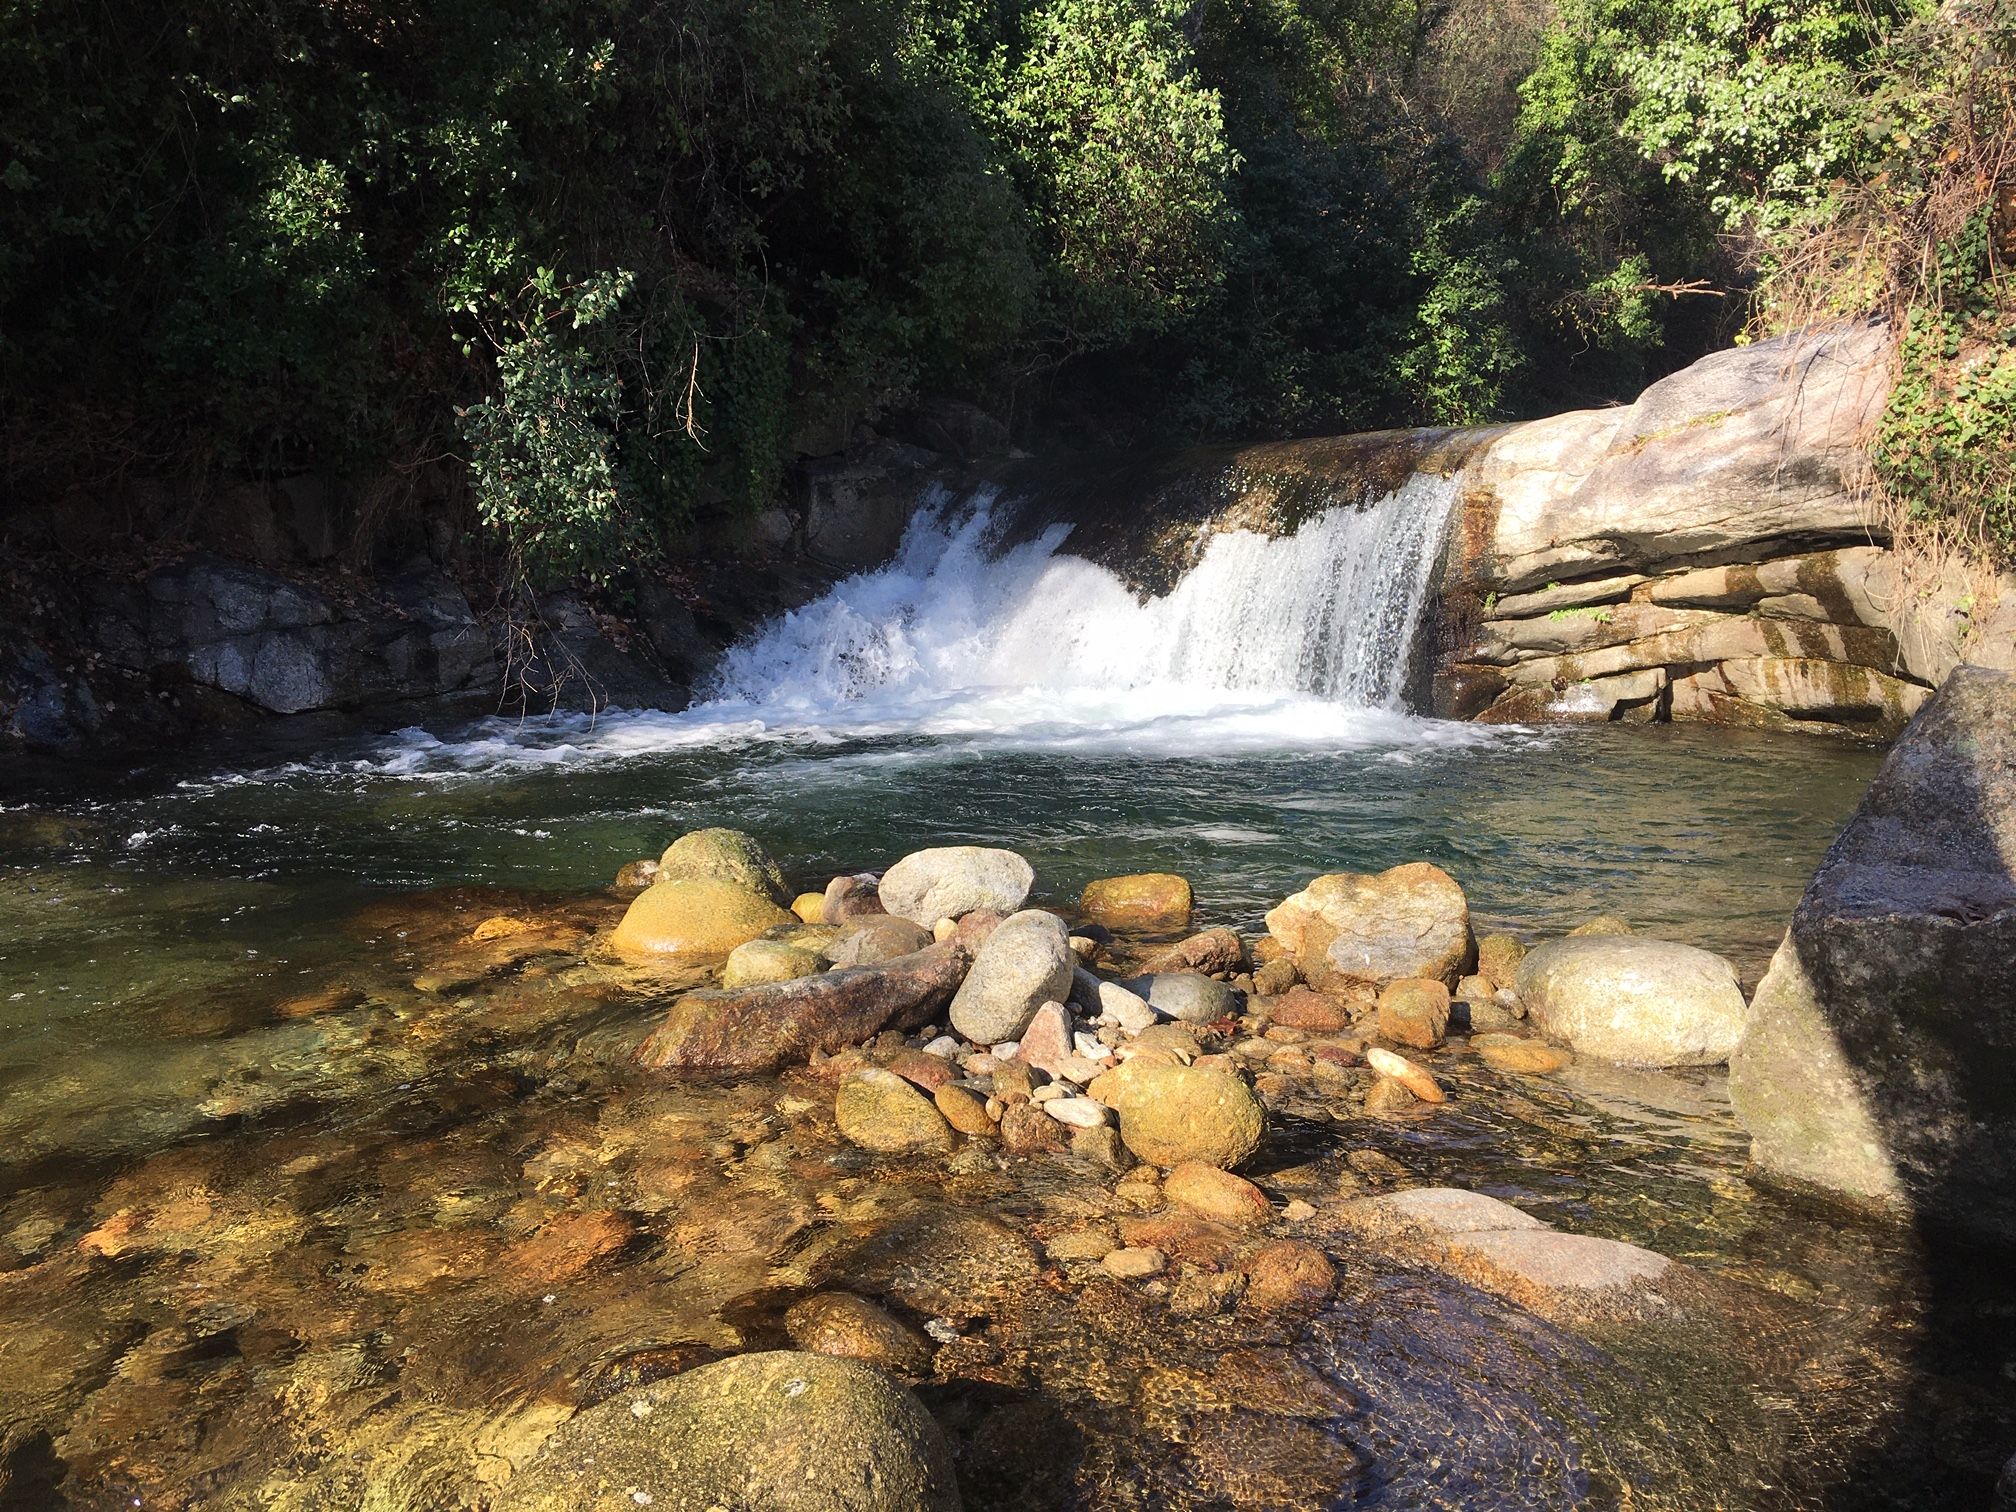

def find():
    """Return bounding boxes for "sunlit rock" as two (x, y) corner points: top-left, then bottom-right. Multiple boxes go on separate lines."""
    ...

(609, 877), (794, 966)
(879, 845), (1034, 925)
(1265, 863), (1472, 989)
(1078, 872), (1192, 933)
(1517, 935), (1745, 1066)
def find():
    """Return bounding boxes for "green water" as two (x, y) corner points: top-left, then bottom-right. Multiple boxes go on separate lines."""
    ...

(0, 717), (2009, 1509)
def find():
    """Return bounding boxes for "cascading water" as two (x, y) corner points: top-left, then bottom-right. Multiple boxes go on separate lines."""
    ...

(367, 467), (1474, 770)
(712, 472), (1458, 713)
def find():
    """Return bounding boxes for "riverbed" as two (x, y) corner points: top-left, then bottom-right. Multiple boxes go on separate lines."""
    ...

(8, 708), (2012, 1509)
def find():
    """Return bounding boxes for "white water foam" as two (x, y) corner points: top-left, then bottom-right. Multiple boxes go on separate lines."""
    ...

(344, 472), (1479, 776)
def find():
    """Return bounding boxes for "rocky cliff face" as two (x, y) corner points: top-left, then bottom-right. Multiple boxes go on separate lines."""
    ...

(1434, 325), (2016, 738)
(1727, 667), (2016, 1239)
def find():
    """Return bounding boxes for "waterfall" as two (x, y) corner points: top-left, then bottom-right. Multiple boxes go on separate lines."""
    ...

(361, 467), (1470, 772)
(710, 472), (1459, 713)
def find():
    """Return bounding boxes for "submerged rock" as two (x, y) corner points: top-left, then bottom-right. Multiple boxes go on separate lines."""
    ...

(1473, 1034), (1571, 1074)
(1108, 1064), (1264, 1170)
(1347, 1188), (1672, 1319)
(657, 826), (789, 903)
(1164, 1161), (1270, 1226)
(496, 1351), (960, 1512)
(785, 1293), (935, 1375)
(1265, 863), (1473, 989)
(879, 845), (1034, 925)
(948, 909), (1073, 1044)
(1729, 667), (2016, 1237)
(837, 1068), (956, 1154)
(636, 937), (972, 1071)
(609, 878), (795, 965)
(1079, 872), (1193, 933)
(1242, 1239), (1337, 1314)
(1517, 935), (1745, 1066)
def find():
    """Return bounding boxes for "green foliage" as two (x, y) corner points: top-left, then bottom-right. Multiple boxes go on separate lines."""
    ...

(4, 0), (2007, 575)
(458, 270), (633, 584)
(1002, 0), (1236, 340)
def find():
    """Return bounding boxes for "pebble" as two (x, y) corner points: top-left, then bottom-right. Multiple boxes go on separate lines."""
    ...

(922, 1035), (961, 1059)
(1043, 1097), (1112, 1129)
(1365, 1046), (1446, 1103)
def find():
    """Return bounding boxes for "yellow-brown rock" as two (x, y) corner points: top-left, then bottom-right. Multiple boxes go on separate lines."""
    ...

(1164, 1161), (1271, 1227)
(609, 877), (793, 965)
(1080, 872), (1194, 933)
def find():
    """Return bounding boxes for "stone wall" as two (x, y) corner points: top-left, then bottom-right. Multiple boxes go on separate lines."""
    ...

(1434, 324), (2016, 738)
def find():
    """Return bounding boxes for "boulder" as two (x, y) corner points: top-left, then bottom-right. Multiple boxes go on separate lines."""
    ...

(791, 891), (828, 923)
(826, 916), (934, 968)
(1079, 872), (1193, 933)
(948, 909), (1073, 1044)
(823, 873), (889, 925)
(495, 1351), (960, 1512)
(1517, 936), (1746, 1067)
(658, 827), (789, 903)
(1121, 972), (1237, 1025)
(837, 1068), (956, 1154)
(1462, 325), (1890, 593)
(879, 846), (1034, 925)
(1265, 863), (1472, 989)
(1365, 1047), (1445, 1104)
(636, 936), (972, 1071)
(1376, 978), (1450, 1050)
(1728, 667), (2016, 1237)
(1070, 967), (1156, 1033)
(1107, 1065), (1265, 1170)
(609, 878), (795, 966)
(1138, 926), (1247, 977)
(934, 1084), (999, 1136)
(723, 939), (824, 990)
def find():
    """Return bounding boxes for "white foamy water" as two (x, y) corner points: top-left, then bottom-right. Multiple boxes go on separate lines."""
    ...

(349, 473), (1475, 776)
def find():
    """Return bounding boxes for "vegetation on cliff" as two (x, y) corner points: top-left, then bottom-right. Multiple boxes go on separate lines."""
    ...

(1, 0), (2010, 577)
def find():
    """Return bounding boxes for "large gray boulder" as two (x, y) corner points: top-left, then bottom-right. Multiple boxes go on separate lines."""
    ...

(1516, 936), (1747, 1066)
(496, 1351), (961, 1511)
(880, 845), (1034, 925)
(1464, 325), (1890, 592)
(947, 908), (1072, 1044)
(1729, 667), (2016, 1237)
(1120, 972), (1237, 1025)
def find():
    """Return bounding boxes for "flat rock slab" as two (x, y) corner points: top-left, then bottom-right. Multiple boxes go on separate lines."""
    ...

(1345, 1187), (1676, 1322)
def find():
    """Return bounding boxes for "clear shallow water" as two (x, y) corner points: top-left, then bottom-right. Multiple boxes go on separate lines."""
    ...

(4, 707), (2014, 1509)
